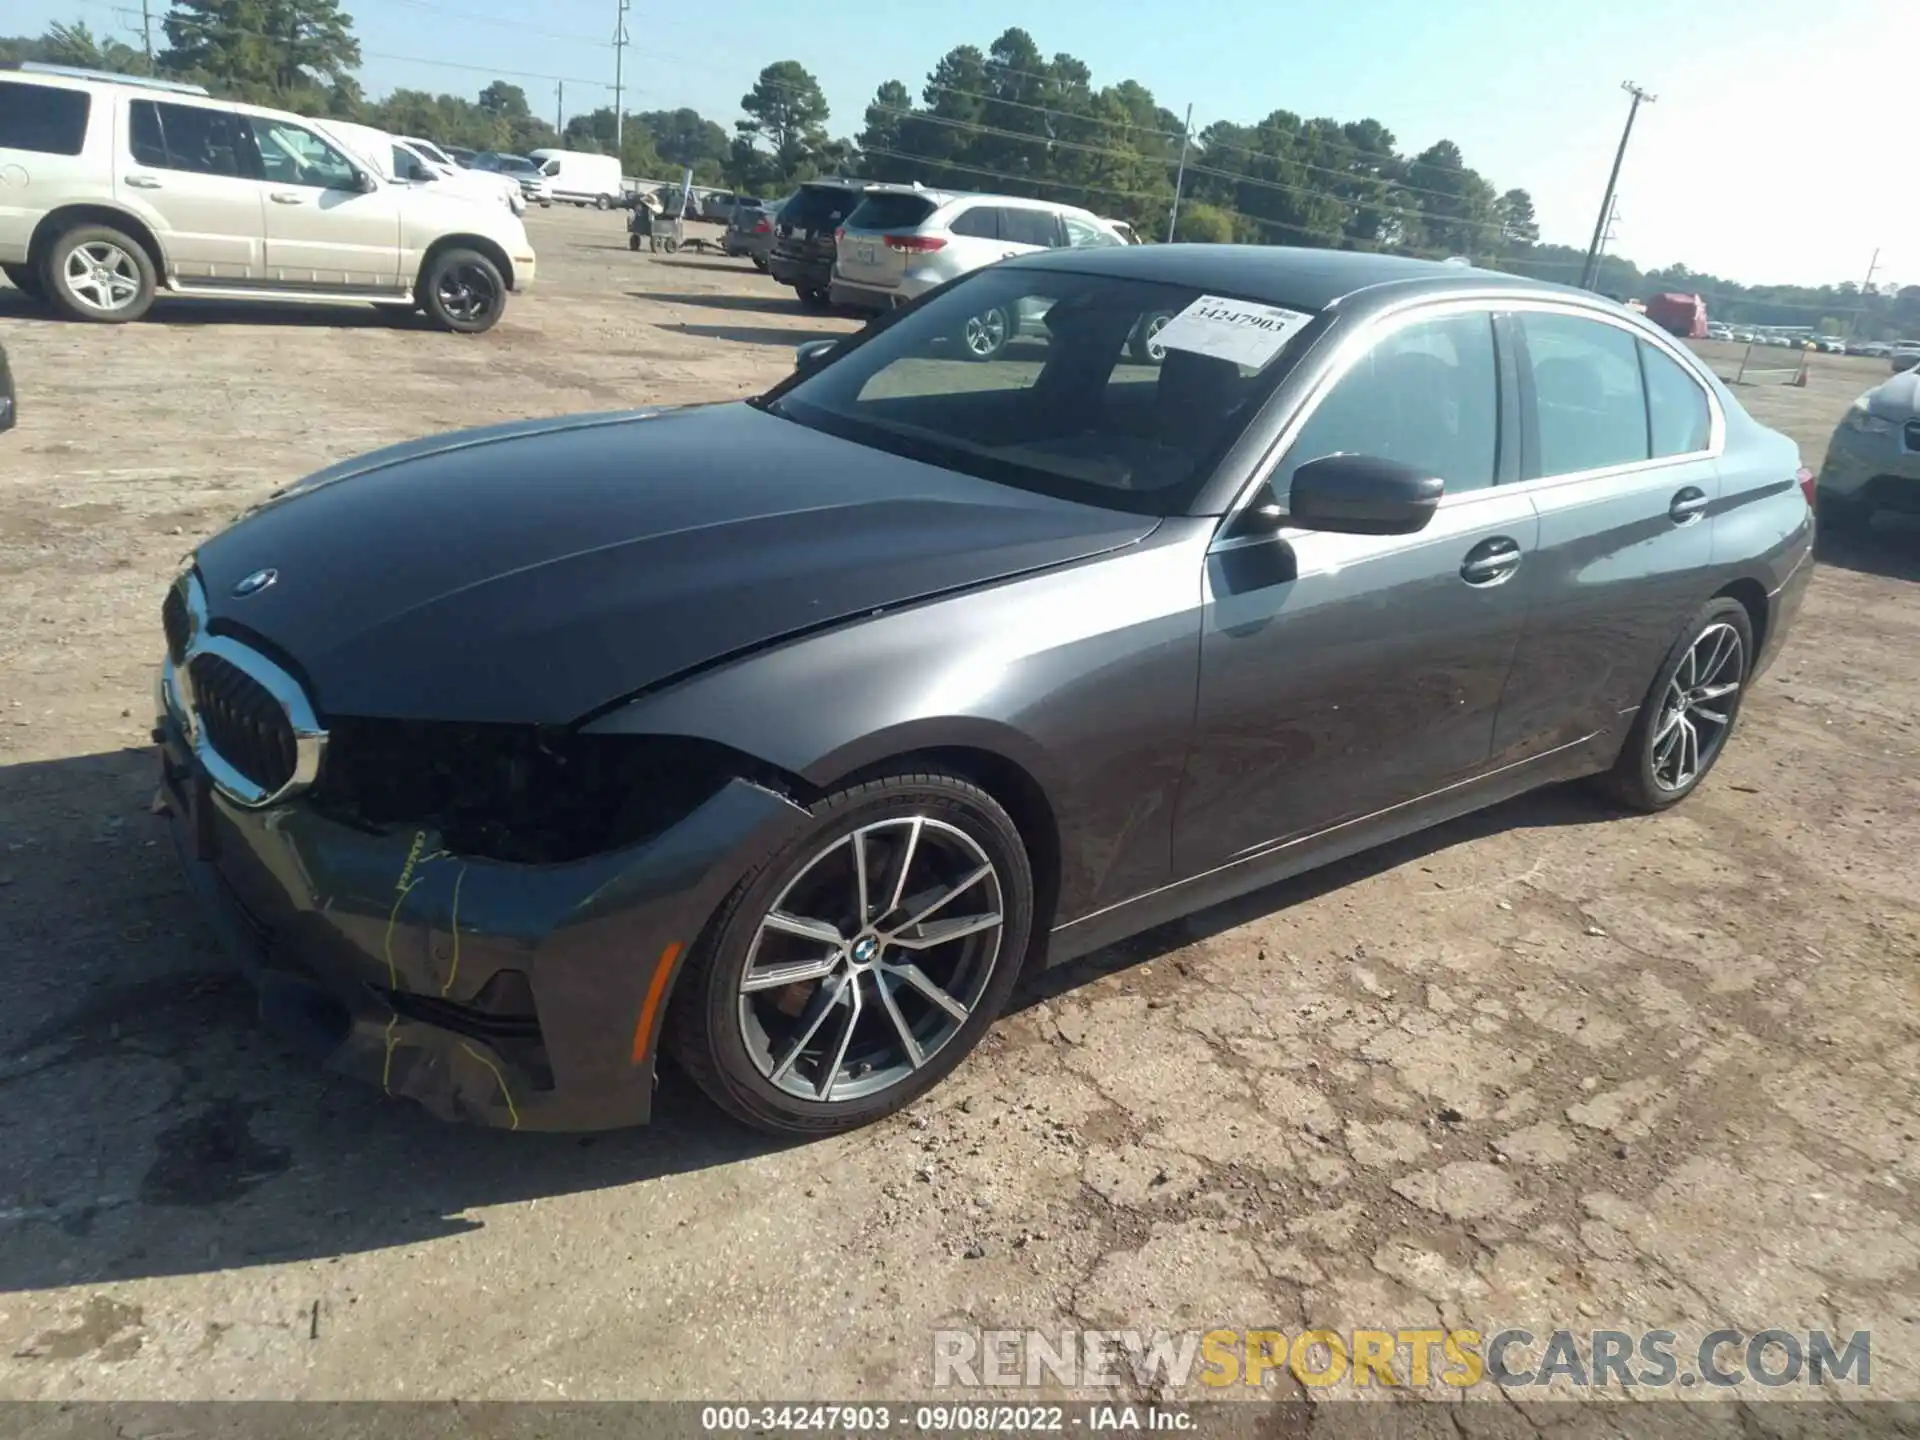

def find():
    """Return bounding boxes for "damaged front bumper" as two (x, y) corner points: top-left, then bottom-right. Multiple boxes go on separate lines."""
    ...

(153, 710), (807, 1131)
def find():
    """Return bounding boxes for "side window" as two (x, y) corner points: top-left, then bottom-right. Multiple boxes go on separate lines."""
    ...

(949, 206), (998, 240)
(129, 100), (254, 179)
(1640, 341), (1712, 456)
(1518, 312), (1650, 476)
(1280, 311), (1501, 498)
(247, 117), (360, 190)
(0, 81), (91, 156)
(1000, 207), (1063, 248)
(1063, 215), (1120, 249)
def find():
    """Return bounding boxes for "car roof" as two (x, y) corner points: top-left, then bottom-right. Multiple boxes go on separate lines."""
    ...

(1007, 242), (1566, 311)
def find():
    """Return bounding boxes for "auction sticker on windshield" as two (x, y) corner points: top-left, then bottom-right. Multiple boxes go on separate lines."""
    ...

(1153, 295), (1314, 369)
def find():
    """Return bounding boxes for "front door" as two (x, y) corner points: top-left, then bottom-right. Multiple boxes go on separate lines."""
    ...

(119, 98), (264, 281)
(1173, 305), (1538, 876)
(1490, 308), (1723, 763)
(246, 116), (402, 291)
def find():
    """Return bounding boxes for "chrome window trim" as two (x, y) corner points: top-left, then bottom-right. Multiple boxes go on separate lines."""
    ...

(1214, 289), (1726, 547)
(159, 566), (327, 809)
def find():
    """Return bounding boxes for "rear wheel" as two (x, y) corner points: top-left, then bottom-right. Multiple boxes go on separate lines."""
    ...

(46, 225), (157, 323)
(596, 194), (612, 210)
(418, 247), (506, 334)
(959, 304), (1012, 361)
(1597, 598), (1752, 811)
(666, 769), (1034, 1136)
(3, 263), (47, 303)
(628, 233), (642, 252)
(1129, 310), (1173, 364)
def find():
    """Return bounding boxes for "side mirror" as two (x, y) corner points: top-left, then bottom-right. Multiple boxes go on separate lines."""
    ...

(355, 169), (379, 194)
(1286, 453), (1444, 535)
(794, 338), (838, 373)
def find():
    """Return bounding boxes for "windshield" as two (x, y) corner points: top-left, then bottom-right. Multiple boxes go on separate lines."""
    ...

(767, 268), (1318, 516)
(492, 155), (536, 174)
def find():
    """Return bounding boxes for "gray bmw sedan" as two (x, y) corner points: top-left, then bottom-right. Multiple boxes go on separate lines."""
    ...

(153, 244), (1814, 1135)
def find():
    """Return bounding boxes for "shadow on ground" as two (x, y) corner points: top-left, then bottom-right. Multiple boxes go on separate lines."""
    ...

(0, 292), (446, 331)
(1815, 514), (1920, 583)
(0, 746), (1614, 1291)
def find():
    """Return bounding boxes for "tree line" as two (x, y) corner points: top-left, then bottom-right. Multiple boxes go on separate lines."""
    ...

(5, 9), (1913, 337)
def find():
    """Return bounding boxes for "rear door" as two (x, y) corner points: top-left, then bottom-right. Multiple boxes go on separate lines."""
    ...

(835, 191), (939, 296)
(118, 98), (265, 281)
(246, 115), (403, 290)
(1174, 303), (1539, 875)
(1490, 307), (1723, 763)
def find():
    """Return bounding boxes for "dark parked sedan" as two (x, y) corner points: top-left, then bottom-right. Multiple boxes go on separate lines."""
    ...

(153, 246), (1814, 1135)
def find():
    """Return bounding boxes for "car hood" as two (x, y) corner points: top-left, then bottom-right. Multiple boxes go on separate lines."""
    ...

(1862, 369), (1920, 418)
(191, 403), (1158, 725)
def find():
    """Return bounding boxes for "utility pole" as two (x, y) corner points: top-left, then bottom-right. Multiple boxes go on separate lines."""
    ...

(1845, 247), (1880, 340)
(140, 0), (154, 67)
(555, 81), (564, 139)
(1592, 194), (1621, 289)
(1579, 81), (1655, 290)
(1165, 103), (1193, 244)
(612, 0), (631, 150)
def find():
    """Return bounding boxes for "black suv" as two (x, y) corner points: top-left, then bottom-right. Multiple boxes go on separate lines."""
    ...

(768, 179), (867, 309)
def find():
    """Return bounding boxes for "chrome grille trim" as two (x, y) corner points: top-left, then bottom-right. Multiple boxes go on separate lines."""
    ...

(159, 565), (327, 809)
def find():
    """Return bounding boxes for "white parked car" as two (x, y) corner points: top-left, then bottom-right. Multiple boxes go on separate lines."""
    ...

(472, 151), (553, 207)
(0, 63), (536, 331)
(528, 148), (623, 209)
(830, 187), (1129, 352)
(320, 119), (526, 216)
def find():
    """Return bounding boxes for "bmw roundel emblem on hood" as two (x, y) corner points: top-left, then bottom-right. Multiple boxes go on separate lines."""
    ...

(232, 568), (279, 598)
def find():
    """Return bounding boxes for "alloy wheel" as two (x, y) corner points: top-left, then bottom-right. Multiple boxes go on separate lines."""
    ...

(1651, 621), (1743, 792)
(63, 241), (142, 313)
(736, 816), (1005, 1103)
(435, 263), (498, 323)
(1142, 312), (1170, 361)
(963, 308), (1008, 358)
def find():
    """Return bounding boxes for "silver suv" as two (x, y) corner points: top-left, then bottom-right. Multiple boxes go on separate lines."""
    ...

(831, 187), (1127, 345)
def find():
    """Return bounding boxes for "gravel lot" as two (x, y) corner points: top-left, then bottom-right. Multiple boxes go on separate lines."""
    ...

(1, 206), (1916, 1416)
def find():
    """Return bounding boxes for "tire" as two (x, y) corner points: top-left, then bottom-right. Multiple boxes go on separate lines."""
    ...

(2, 263), (47, 302)
(797, 284), (830, 311)
(418, 247), (507, 335)
(1129, 310), (1173, 364)
(752, 256), (769, 273)
(1596, 597), (1753, 811)
(45, 224), (157, 323)
(662, 237), (680, 255)
(959, 303), (1012, 361)
(595, 194), (612, 210)
(628, 234), (641, 252)
(666, 769), (1035, 1136)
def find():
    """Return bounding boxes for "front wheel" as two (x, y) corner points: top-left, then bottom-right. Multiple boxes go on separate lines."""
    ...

(46, 224), (157, 323)
(419, 247), (506, 334)
(1129, 310), (1173, 364)
(666, 770), (1034, 1135)
(959, 304), (1012, 360)
(1597, 598), (1753, 811)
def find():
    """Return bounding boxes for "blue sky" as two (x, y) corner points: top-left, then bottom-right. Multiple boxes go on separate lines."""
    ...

(30, 0), (1917, 287)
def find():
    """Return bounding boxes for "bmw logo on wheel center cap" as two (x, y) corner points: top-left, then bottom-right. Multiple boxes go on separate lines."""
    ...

(851, 936), (879, 964)
(232, 568), (278, 598)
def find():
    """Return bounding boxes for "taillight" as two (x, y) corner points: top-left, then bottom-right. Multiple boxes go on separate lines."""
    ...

(884, 234), (947, 253)
(1797, 466), (1816, 508)
(834, 227), (846, 243)
(753, 218), (770, 233)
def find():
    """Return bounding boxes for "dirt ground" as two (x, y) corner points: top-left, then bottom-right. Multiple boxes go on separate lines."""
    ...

(1, 206), (1916, 1419)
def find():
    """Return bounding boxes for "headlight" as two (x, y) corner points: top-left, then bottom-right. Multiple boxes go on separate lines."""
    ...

(1843, 402), (1896, 436)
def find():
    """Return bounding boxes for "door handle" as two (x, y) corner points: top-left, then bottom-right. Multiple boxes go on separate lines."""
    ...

(124, 175), (162, 189)
(270, 192), (306, 205)
(1461, 536), (1522, 586)
(1669, 487), (1709, 524)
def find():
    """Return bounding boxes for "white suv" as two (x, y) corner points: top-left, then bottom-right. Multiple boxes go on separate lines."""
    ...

(0, 63), (537, 332)
(831, 187), (1128, 349)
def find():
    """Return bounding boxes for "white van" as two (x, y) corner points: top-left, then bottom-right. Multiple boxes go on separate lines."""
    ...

(528, 149), (623, 209)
